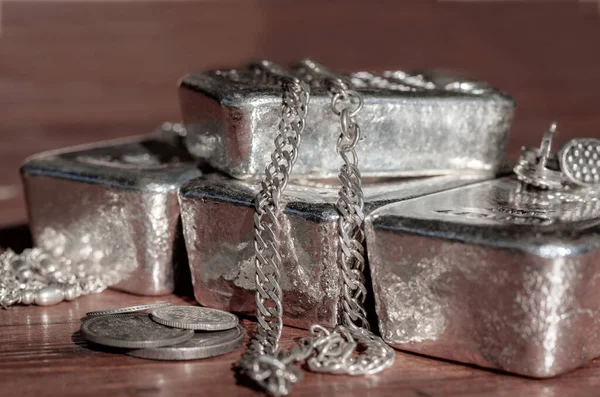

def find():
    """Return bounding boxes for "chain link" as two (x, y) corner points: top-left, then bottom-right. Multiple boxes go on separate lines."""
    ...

(236, 59), (394, 396)
(294, 58), (395, 376)
(235, 61), (312, 396)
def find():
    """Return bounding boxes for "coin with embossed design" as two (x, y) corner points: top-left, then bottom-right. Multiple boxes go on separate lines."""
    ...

(126, 325), (245, 360)
(81, 313), (194, 348)
(150, 306), (238, 331)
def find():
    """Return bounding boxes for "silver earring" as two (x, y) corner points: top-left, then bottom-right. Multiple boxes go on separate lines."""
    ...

(514, 122), (563, 189)
(514, 122), (600, 190)
(558, 136), (600, 188)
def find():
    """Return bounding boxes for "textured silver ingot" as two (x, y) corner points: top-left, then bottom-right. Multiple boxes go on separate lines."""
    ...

(365, 176), (600, 378)
(178, 66), (514, 180)
(21, 135), (202, 295)
(179, 172), (491, 330)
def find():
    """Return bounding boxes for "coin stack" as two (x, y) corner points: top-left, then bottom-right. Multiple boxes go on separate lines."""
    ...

(80, 302), (245, 360)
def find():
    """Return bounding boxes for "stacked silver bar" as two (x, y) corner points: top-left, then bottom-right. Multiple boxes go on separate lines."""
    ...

(179, 68), (514, 179)
(178, 172), (491, 329)
(365, 177), (600, 377)
(21, 128), (202, 295)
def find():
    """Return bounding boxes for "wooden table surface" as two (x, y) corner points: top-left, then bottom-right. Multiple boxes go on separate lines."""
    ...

(1, 290), (600, 397)
(2, 1), (600, 396)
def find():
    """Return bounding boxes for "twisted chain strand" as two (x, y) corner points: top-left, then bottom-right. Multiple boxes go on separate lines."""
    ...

(292, 59), (395, 376)
(235, 61), (312, 397)
(237, 60), (394, 396)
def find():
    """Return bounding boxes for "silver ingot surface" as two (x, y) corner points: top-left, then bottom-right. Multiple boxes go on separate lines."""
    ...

(21, 136), (202, 295)
(179, 68), (514, 179)
(179, 172), (491, 330)
(365, 176), (600, 378)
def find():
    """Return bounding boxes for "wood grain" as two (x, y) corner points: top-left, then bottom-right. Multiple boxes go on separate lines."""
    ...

(1, 1), (600, 396)
(1, 289), (600, 397)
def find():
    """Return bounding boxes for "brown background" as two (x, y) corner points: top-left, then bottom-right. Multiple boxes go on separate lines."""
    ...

(1, 1), (600, 396)
(2, 0), (600, 226)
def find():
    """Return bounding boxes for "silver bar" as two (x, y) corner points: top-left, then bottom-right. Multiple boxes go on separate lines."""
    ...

(179, 172), (491, 329)
(179, 65), (514, 180)
(365, 176), (600, 378)
(21, 131), (202, 296)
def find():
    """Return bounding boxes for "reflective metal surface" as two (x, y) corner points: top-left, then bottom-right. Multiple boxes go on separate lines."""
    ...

(126, 325), (245, 361)
(179, 66), (514, 179)
(179, 172), (490, 330)
(21, 136), (202, 295)
(365, 176), (600, 378)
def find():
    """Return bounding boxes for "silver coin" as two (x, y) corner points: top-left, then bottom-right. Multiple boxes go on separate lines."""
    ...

(86, 301), (171, 317)
(126, 325), (245, 360)
(150, 306), (239, 331)
(80, 313), (194, 349)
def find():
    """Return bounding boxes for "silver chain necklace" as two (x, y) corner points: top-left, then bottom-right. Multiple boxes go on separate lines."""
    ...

(236, 59), (394, 396)
(0, 248), (118, 308)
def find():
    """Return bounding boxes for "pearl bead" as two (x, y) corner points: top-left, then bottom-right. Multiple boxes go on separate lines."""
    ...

(48, 271), (63, 282)
(63, 286), (78, 301)
(39, 258), (57, 275)
(21, 290), (35, 305)
(11, 259), (27, 272)
(17, 268), (34, 281)
(34, 286), (64, 306)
